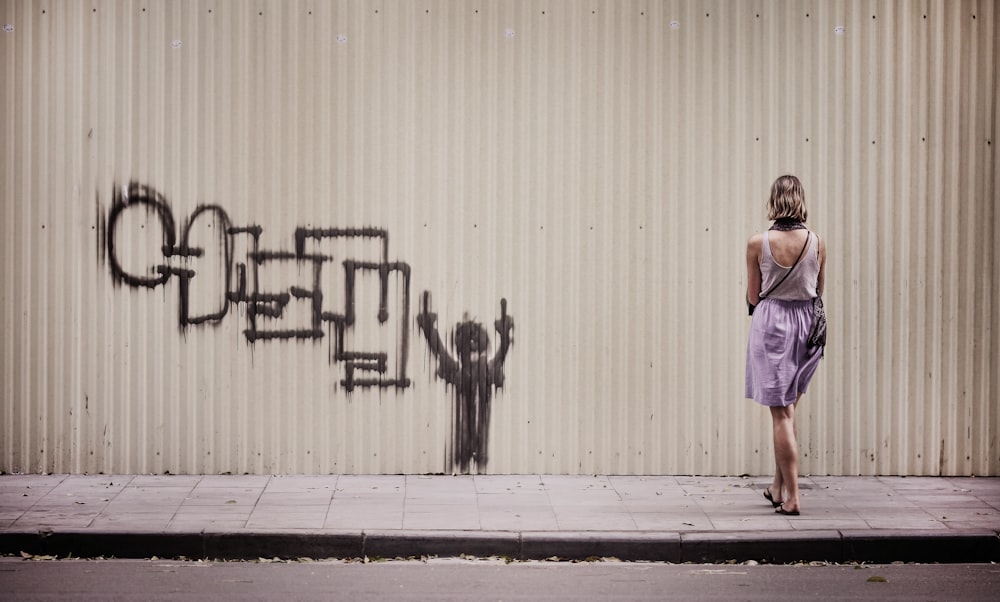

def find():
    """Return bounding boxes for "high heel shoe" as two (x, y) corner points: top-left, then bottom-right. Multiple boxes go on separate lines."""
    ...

(763, 488), (783, 508)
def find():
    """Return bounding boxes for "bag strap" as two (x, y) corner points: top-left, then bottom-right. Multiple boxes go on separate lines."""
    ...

(760, 231), (810, 299)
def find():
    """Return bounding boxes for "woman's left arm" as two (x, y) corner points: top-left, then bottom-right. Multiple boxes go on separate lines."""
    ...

(816, 234), (827, 296)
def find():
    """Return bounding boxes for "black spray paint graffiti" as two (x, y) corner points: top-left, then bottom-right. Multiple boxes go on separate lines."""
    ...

(417, 292), (513, 474)
(97, 182), (515, 473)
(97, 182), (411, 391)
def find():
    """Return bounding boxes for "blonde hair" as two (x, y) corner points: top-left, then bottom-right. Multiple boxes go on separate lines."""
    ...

(767, 175), (808, 222)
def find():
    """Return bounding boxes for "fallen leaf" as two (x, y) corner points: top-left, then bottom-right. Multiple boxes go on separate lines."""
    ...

(867, 575), (888, 583)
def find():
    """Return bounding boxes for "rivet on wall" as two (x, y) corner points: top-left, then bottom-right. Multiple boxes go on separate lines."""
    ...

(669, 21), (680, 30)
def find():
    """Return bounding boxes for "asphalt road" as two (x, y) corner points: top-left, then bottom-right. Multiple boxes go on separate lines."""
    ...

(1, 557), (998, 601)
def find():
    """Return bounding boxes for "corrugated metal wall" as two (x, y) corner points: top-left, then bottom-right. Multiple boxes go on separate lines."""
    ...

(1, 0), (996, 476)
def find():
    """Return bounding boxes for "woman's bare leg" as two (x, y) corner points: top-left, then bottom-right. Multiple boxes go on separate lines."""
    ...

(770, 464), (784, 503)
(770, 400), (800, 512)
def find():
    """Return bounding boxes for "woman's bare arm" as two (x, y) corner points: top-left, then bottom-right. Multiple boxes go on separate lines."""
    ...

(816, 234), (826, 296)
(746, 234), (763, 307)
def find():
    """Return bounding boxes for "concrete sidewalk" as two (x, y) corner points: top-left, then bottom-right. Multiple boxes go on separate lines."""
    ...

(1, 474), (997, 563)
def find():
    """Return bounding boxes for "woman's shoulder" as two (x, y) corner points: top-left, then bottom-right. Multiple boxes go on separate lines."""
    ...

(811, 230), (826, 257)
(746, 232), (765, 259)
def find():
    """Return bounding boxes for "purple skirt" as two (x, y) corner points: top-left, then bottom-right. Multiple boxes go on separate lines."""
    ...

(745, 298), (824, 407)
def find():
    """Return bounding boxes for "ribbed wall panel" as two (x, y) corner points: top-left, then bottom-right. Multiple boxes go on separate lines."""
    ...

(0, 0), (996, 475)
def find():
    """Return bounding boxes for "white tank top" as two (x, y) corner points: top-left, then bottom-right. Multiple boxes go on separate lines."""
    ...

(760, 231), (819, 301)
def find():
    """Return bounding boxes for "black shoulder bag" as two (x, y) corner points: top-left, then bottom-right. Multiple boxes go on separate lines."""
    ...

(807, 234), (826, 347)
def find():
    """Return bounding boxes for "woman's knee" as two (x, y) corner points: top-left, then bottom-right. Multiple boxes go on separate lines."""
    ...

(770, 405), (794, 419)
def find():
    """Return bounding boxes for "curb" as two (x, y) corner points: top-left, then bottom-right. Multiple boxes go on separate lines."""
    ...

(680, 530), (843, 564)
(521, 532), (681, 562)
(365, 530), (519, 560)
(2, 529), (997, 563)
(840, 529), (1000, 564)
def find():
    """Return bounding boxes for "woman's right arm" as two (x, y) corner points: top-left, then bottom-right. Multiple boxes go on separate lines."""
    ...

(746, 234), (763, 307)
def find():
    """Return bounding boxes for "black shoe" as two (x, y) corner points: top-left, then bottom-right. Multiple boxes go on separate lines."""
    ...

(763, 488), (783, 508)
(775, 504), (800, 516)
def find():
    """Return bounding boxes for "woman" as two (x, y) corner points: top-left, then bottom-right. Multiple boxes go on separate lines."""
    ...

(745, 175), (826, 516)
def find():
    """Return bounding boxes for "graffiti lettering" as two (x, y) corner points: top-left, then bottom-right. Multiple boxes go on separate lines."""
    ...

(99, 182), (411, 392)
